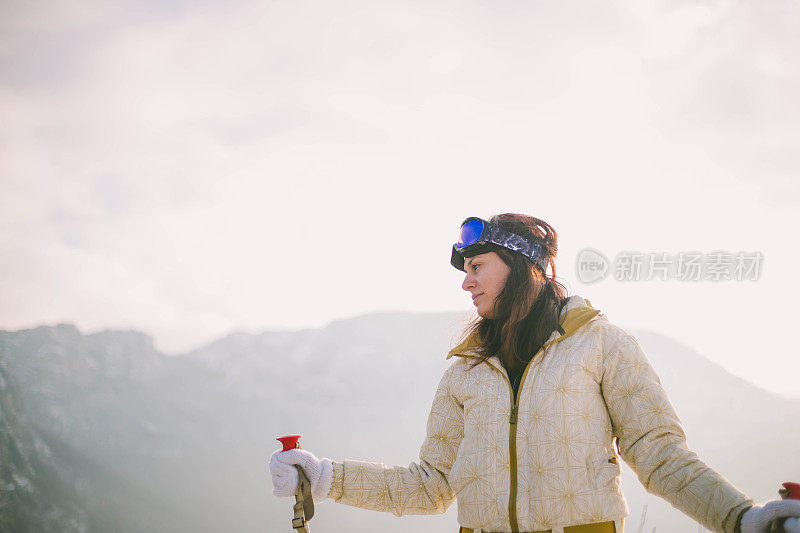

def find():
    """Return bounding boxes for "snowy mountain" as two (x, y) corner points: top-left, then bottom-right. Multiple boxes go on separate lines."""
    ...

(0, 355), (88, 531)
(1, 313), (797, 532)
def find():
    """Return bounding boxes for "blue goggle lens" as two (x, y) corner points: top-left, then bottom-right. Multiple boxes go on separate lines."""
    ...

(456, 219), (484, 250)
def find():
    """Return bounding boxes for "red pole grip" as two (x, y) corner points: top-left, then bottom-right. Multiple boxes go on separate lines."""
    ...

(780, 482), (800, 501)
(277, 434), (302, 452)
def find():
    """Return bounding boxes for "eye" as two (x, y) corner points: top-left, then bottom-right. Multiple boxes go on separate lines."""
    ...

(472, 263), (480, 271)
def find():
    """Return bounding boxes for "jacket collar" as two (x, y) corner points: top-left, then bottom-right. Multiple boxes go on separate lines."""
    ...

(446, 295), (601, 361)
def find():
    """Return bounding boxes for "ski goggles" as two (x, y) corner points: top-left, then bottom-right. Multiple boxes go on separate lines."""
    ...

(450, 217), (548, 273)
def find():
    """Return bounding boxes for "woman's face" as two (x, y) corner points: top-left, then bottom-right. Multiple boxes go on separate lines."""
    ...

(461, 251), (511, 319)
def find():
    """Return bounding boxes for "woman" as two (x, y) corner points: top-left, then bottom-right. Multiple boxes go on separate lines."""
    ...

(270, 213), (800, 533)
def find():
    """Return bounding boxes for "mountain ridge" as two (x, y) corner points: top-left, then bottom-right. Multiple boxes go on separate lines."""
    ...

(1, 312), (796, 532)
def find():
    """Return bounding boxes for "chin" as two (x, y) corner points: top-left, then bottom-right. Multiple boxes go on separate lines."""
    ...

(476, 308), (494, 320)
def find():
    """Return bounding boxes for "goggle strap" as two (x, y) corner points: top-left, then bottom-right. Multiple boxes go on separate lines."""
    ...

(483, 224), (549, 272)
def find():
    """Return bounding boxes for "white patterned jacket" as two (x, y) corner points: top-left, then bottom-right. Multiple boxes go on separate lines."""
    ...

(329, 295), (753, 533)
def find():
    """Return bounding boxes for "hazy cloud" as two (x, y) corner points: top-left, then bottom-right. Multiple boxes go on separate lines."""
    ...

(1, 0), (798, 396)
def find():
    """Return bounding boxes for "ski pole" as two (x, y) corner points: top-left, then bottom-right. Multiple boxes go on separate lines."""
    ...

(769, 482), (800, 533)
(276, 434), (314, 532)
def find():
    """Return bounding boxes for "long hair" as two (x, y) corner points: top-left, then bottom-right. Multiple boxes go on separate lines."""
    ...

(461, 213), (569, 375)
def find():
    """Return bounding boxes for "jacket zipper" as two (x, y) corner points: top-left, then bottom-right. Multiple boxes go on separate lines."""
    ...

(459, 333), (568, 531)
(508, 395), (519, 531)
(507, 337), (562, 531)
(507, 358), (533, 532)
(457, 348), (545, 532)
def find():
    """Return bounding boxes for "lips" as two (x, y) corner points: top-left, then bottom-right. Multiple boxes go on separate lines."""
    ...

(472, 293), (483, 303)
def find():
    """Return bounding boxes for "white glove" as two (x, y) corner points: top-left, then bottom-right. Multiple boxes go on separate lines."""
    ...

(784, 518), (800, 533)
(269, 448), (334, 504)
(741, 500), (800, 533)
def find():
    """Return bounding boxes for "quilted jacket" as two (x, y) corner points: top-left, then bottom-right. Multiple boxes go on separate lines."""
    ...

(329, 295), (754, 532)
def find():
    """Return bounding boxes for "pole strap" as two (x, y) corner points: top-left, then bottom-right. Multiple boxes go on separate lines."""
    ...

(291, 465), (314, 532)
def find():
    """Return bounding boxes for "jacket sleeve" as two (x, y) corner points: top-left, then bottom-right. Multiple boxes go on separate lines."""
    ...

(600, 328), (753, 533)
(328, 362), (463, 516)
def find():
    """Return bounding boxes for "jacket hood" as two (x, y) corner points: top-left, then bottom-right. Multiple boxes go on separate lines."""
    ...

(446, 294), (601, 360)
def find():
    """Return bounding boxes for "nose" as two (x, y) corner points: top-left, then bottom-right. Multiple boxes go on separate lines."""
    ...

(462, 272), (475, 292)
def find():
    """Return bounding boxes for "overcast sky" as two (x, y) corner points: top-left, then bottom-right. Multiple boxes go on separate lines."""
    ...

(1, 0), (799, 397)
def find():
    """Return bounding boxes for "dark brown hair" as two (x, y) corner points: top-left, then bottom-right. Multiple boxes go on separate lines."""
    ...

(461, 213), (569, 375)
